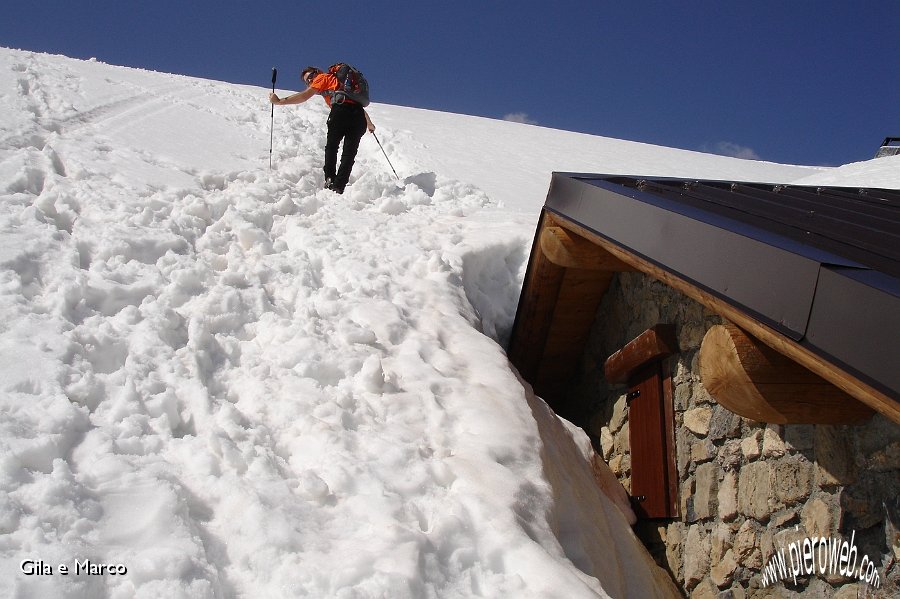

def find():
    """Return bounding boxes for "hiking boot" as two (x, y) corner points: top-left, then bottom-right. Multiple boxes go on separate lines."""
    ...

(324, 178), (345, 194)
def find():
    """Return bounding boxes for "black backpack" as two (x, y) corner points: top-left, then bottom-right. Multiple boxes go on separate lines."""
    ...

(326, 63), (370, 107)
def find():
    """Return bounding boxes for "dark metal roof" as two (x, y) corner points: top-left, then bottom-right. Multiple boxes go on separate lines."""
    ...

(876, 138), (900, 158)
(543, 173), (900, 403)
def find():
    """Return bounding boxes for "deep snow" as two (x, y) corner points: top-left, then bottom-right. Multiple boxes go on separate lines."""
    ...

(1, 48), (898, 599)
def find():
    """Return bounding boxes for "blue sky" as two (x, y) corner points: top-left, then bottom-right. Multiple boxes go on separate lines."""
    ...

(3, 1), (898, 166)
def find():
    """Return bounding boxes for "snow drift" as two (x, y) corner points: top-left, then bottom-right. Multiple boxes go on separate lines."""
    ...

(2, 47), (896, 598)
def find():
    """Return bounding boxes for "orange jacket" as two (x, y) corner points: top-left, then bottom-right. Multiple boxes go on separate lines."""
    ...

(309, 72), (359, 107)
(309, 73), (338, 106)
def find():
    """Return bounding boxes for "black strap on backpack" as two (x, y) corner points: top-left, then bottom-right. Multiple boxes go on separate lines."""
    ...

(323, 63), (370, 107)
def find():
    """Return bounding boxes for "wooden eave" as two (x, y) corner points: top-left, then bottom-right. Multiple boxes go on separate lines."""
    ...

(507, 174), (900, 425)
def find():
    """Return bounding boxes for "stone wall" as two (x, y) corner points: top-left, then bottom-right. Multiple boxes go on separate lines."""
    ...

(570, 271), (899, 598)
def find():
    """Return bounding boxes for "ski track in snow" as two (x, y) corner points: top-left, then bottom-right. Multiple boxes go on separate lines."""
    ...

(1, 49), (680, 598)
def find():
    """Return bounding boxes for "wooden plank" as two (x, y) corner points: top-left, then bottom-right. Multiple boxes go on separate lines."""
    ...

(552, 216), (900, 424)
(661, 362), (680, 518)
(604, 324), (678, 384)
(628, 362), (672, 519)
(699, 323), (873, 424)
(540, 226), (634, 271)
(507, 214), (566, 383)
(535, 267), (614, 411)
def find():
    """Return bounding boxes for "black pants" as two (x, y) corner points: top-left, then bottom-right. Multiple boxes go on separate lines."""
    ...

(324, 103), (367, 189)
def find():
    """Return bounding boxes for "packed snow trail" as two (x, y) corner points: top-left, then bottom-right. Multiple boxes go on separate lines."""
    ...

(1, 49), (685, 597)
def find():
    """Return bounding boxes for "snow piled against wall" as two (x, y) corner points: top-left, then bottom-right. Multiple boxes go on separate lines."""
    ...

(0, 48), (689, 598)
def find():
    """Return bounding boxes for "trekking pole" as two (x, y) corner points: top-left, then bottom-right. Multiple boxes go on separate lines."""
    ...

(269, 67), (277, 169)
(371, 132), (400, 180)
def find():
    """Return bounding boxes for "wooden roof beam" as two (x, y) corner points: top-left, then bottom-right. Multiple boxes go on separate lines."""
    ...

(540, 226), (634, 271)
(699, 323), (874, 424)
(605, 324), (678, 384)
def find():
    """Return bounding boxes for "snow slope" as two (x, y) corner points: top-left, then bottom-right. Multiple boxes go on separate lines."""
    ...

(1, 48), (896, 599)
(372, 105), (826, 211)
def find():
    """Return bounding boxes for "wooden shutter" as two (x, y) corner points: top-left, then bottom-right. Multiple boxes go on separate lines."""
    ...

(627, 361), (678, 519)
(604, 324), (679, 519)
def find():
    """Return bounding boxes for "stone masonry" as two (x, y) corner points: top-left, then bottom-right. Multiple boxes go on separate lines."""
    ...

(570, 271), (900, 598)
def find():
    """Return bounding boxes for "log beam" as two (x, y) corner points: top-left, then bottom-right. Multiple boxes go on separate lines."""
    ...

(508, 214), (616, 409)
(605, 324), (678, 384)
(540, 226), (634, 271)
(699, 323), (874, 424)
(507, 217), (566, 384)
